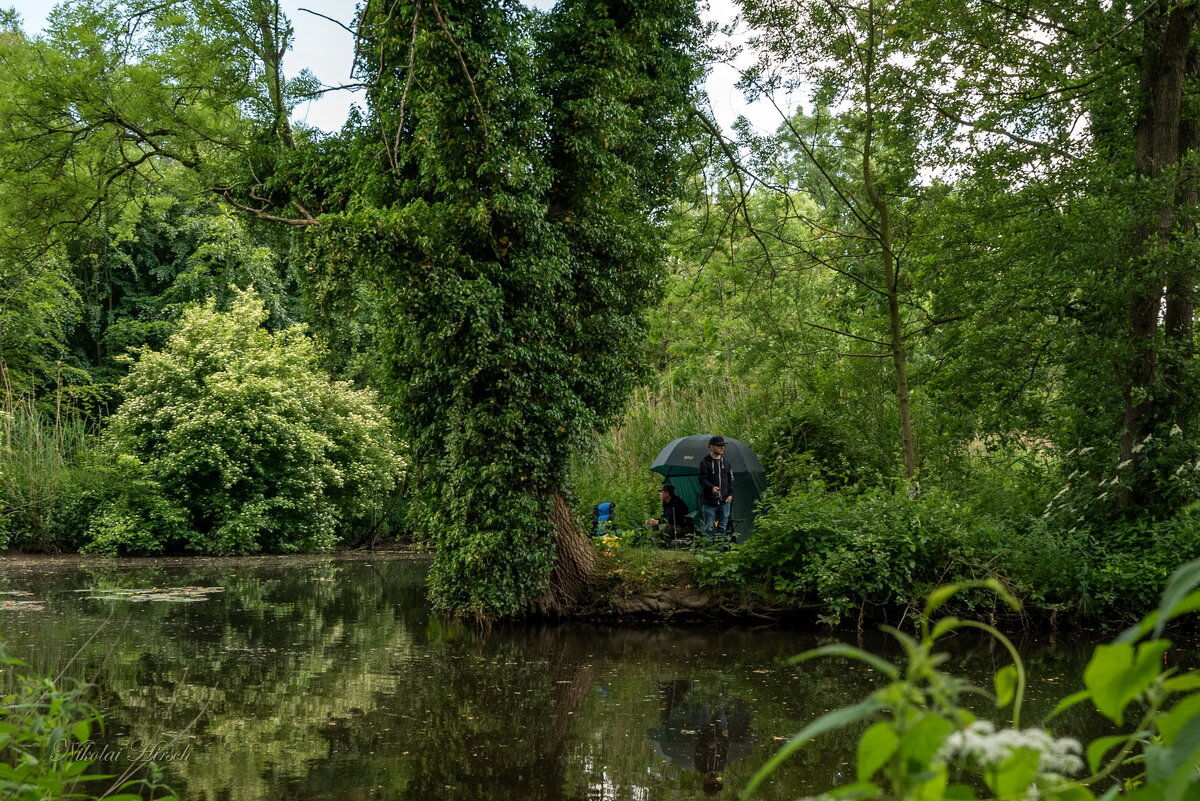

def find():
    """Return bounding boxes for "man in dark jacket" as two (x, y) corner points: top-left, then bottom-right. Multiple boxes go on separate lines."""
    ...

(646, 484), (693, 544)
(698, 436), (734, 541)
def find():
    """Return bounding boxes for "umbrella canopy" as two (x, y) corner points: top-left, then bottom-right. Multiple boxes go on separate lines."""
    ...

(649, 435), (767, 541)
(650, 435), (764, 477)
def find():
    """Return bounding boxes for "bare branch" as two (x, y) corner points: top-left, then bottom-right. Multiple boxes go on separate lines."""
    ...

(429, 0), (490, 145)
(297, 7), (359, 37)
(1087, 0), (1157, 54)
(933, 105), (1080, 161)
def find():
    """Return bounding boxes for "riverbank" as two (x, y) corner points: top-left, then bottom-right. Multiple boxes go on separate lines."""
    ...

(0, 547), (1113, 631)
(577, 547), (1098, 632)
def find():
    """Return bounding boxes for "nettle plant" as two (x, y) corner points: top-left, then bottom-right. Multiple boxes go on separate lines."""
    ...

(744, 563), (1200, 801)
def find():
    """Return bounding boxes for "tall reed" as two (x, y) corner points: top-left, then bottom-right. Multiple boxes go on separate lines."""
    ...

(0, 391), (96, 550)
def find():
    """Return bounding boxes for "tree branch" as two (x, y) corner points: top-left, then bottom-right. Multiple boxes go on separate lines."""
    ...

(933, 105), (1080, 161)
(804, 321), (892, 347)
(212, 187), (320, 227)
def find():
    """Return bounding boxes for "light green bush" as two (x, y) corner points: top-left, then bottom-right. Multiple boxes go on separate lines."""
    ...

(87, 288), (402, 555)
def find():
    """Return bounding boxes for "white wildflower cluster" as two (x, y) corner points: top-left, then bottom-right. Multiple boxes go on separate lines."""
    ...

(937, 721), (1084, 778)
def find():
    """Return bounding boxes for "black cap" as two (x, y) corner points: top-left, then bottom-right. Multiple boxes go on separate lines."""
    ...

(708, 436), (726, 447)
(661, 484), (675, 494)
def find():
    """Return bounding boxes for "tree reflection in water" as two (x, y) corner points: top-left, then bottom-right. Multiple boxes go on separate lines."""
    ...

(0, 554), (1133, 801)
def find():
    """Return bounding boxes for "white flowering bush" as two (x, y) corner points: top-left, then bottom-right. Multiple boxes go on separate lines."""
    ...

(743, 564), (1200, 801)
(86, 288), (402, 555)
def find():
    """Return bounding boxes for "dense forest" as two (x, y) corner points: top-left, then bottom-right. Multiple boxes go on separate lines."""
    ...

(2, 0), (1199, 622)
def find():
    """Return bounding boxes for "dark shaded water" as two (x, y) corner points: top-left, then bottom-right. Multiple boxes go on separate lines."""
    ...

(0, 554), (1166, 800)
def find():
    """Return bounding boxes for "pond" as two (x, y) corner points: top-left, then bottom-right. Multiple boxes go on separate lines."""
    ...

(0, 553), (1160, 800)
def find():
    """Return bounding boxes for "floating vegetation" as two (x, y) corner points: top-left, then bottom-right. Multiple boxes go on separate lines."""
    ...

(0, 598), (44, 611)
(0, 590), (44, 611)
(83, 586), (225, 603)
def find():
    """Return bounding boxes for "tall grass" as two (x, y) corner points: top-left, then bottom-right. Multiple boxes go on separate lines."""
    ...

(0, 392), (97, 550)
(570, 376), (771, 530)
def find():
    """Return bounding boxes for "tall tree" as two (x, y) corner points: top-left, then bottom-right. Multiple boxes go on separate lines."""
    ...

(729, 0), (1200, 517)
(707, 0), (930, 484)
(302, 0), (703, 617)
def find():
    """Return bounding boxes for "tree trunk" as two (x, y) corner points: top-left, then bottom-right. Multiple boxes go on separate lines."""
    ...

(1163, 40), (1200, 413)
(862, 0), (918, 484)
(1121, 1), (1196, 502)
(530, 493), (596, 615)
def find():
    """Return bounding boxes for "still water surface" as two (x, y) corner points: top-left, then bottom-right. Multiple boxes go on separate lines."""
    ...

(0, 554), (1144, 800)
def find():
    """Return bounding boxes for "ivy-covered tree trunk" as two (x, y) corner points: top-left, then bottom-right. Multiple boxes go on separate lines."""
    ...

(306, 0), (700, 618)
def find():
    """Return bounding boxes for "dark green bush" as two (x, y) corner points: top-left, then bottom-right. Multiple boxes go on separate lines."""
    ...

(693, 480), (1041, 622)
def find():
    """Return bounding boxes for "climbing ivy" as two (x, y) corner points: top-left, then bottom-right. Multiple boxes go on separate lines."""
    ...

(302, 0), (703, 616)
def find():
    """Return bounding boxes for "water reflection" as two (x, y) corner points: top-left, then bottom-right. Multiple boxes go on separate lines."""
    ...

(0, 554), (1154, 801)
(647, 681), (754, 794)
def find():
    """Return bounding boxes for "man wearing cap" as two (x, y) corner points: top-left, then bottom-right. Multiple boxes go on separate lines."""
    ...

(698, 436), (734, 542)
(645, 484), (693, 545)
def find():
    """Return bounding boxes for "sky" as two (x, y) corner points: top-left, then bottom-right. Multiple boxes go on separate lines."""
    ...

(4, 0), (793, 136)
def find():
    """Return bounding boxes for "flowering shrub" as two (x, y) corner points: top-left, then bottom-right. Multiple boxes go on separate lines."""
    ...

(86, 289), (402, 555)
(744, 561), (1200, 801)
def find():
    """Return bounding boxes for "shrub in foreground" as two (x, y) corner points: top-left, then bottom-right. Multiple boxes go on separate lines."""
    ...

(744, 565), (1200, 801)
(0, 648), (177, 800)
(86, 288), (402, 555)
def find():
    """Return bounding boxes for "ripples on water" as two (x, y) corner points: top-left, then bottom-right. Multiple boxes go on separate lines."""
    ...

(0, 554), (1145, 800)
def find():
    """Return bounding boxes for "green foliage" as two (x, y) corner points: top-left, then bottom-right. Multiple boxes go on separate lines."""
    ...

(1, 652), (102, 800)
(90, 288), (401, 555)
(0, 257), (82, 399)
(0, 399), (98, 551)
(700, 482), (989, 621)
(296, 0), (704, 616)
(72, 195), (300, 384)
(0, 648), (177, 800)
(743, 562), (1200, 801)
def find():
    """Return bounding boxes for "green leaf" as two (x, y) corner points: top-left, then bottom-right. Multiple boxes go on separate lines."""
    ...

(1146, 714), (1200, 801)
(1047, 783), (1097, 801)
(925, 585), (962, 619)
(995, 664), (1018, 708)
(788, 644), (901, 680)
(1153, 559), (1200, 637)
(71, 720), (90, 744)
(856, 721), (899, 782)
(922, 579), (1021, 622)
(898, 713), (955, 770)
(1087, 734), (1131, 775)
(945, 784), (979, 800)
(1162, 674), (1200, 694)
(931, 616), (963, 640)
(985, 746), (1040, 799)
(827, 781), (880, 800)
(913, 762), (949, 801)
(741, 698), (884, 799)
(1083, 639), (1168, 724)
(1158, 694), (1200, 745)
